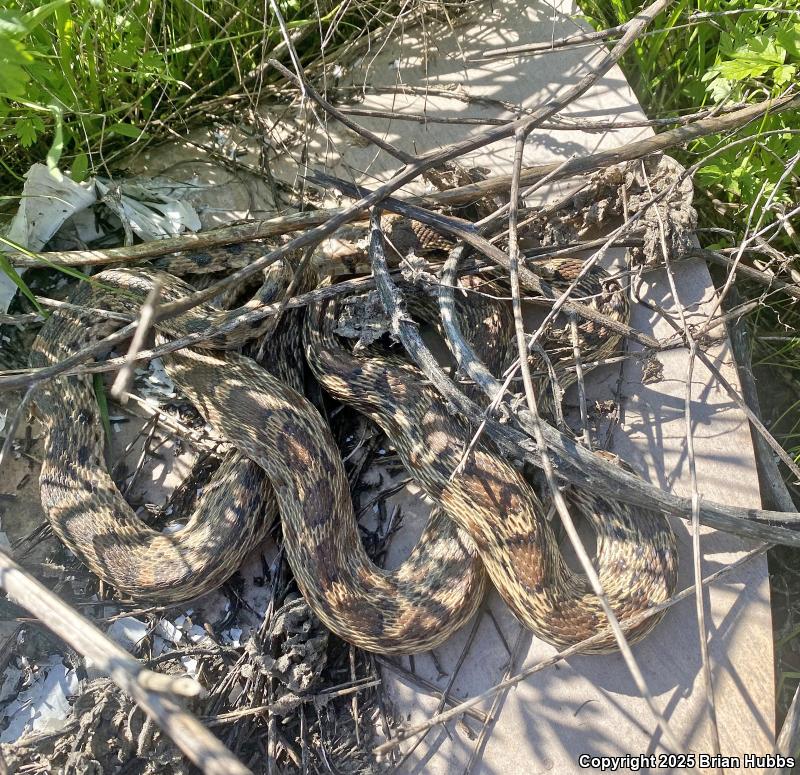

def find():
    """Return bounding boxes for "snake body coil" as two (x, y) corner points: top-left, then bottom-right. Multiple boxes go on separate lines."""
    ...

(30, 242), (677, 653)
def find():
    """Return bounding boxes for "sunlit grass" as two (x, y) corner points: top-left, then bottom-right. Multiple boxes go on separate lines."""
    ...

(0, 0), (349, 189)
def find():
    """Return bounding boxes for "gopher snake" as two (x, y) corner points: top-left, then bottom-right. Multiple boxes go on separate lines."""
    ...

(30, 222), (677, 654)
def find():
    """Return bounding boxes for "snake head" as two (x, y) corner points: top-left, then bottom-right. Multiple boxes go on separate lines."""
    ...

(599, 277), (629, 320)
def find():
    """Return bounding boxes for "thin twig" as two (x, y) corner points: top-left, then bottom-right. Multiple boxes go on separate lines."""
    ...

(463, 627), (528, 774)
(568, 315), (592, 449)
(643, 163), (720, 762)
(695, 248), (800, 303)
(422, 94), (800, 209)
(110, 278), (162, 402)
(375, 657), (488, 722)
(696, 348), (800, 486)
(0, 273), (384, 392)
(393, 612), (484, 770)
(269, 59), (416, 164)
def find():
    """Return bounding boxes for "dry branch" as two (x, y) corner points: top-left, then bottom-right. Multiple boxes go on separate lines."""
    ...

(364, 204), (800, 542)
(424, 92), (800, 208)
(0, 549), (251, 775)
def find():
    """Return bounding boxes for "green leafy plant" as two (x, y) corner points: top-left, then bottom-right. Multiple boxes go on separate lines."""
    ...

(579, 2), (800, 247)
(0, 0), (340, 192)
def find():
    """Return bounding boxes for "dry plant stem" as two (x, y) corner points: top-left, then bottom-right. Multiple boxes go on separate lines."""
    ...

(644, 164), (720, 761)
(334, 102), (739, 131)
(425, 93), (800, 209)
(394, 612), (484, 769)
(268, 59), (416, 164)
(1, 318), (135, 391)
(696, 347), (800, 487)
(110, 278), (162, 401)
(350, 646), (360, 747)
(569, 315), (591, 448)
(202, 679), (382, 725)
(440, 246), (505, 398)
(374, 657), (488, 722)
(266, 0), (305, 93)
(36, 296), (134, 322)
(255, 245), (316, 359)
(374, 544), (769, 756)
(703, 175), (780, 329)
(478, 17), (630, 59)
(694, 248), (800, 303)
(0, 549), (251, 775)
(504, 204), (631, 394)
(477, 153), (580, 230)
(121, 416), (161, 497)
(508, 128), (539, 416)
(688, 355), (723, 763)
(8, 212), (326, 268)
(373, 205), (688, 758)
(119, 390), (221, 452)
(0, 311), (40, 325)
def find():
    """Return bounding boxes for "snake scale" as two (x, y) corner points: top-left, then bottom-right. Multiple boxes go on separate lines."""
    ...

(30, 214), (677, 654)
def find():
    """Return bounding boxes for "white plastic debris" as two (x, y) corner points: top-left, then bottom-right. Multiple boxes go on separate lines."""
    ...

(134, 357), (177, 404)
(0, 656), (78, 743)
(0, 164), (95, 314)
(105, 617), (148, 652)
(180, 656), (198, 677)
(152, 636), (168, 657)
(222, 628), (242, 648)
(1, 165), (203, 315)
(94, 177), (201, 240)
(155, 619), (183, 646)
(187, 625), (208, 645)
